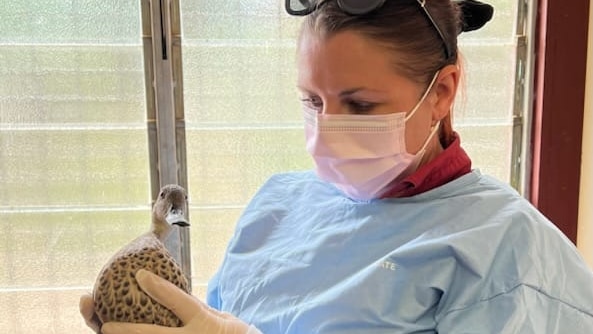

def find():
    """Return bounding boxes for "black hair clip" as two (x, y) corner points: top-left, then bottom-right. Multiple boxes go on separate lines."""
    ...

(457, 0), (494, 33)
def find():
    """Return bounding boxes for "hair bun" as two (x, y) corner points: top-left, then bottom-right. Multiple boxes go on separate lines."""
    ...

(457, 0), (494, 33)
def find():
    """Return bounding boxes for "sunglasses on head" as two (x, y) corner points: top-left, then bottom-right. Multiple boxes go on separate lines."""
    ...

(285, 0), (453, 60)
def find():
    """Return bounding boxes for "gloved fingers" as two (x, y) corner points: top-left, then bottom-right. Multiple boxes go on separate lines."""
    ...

(219, 311), (241, 320)
(134, 269), (212, 324)
(102, 322), (184, 334)
(79, 293), (102, 333)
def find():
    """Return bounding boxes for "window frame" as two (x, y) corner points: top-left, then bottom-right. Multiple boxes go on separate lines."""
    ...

(140, 0), (192, 289)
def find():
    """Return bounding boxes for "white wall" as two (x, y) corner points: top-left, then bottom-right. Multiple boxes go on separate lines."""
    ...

(577, 3), (593, 269)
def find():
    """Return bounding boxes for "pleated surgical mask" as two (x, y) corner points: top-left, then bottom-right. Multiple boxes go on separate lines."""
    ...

(304, 72), (440, 200)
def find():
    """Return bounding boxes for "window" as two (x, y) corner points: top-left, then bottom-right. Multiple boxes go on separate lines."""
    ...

(0, 1), (529, 332)
(0, 1), (149, 332)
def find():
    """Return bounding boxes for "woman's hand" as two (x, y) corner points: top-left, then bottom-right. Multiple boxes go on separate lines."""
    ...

(96, 269), (253, 334)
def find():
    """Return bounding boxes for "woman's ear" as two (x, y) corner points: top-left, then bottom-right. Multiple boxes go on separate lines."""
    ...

(431, 64), (460, 122)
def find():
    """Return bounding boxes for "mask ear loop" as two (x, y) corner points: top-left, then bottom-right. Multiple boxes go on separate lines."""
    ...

(404, 71), (441, 122)
(417, 119), (442, 154)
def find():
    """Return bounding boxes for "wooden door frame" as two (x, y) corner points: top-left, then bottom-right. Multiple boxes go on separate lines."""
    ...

(531, 0), (591, 243)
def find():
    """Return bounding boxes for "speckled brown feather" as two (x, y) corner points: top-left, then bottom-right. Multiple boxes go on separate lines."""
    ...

(92, 184), (190, 327)
(93, 233), (189, 326)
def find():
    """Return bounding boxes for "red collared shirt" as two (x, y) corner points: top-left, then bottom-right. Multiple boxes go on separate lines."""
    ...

(380, 133), (472, 198)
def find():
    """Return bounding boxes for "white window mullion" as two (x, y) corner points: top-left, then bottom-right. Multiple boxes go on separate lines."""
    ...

(510, 0), (538, 197)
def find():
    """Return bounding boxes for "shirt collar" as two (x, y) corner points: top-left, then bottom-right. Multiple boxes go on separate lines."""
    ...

(380, 132), (472, 198)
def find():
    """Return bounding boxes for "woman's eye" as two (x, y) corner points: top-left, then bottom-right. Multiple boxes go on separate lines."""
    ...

(347, 100), (376, 114)
(300, 96), (323, 109)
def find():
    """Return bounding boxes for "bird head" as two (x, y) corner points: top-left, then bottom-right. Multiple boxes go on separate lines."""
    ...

(152, 184), (190, 239)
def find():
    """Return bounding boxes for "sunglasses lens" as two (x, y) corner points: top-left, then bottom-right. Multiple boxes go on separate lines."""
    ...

(286, 0), (316, 15)
(286, 0), (386, 16)
(337, 0), (385, 15)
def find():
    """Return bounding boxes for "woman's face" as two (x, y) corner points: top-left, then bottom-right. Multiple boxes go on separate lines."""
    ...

(296, 29), (441, 154)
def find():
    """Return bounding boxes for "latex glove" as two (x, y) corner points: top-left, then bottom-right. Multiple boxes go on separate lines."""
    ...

(100, 269), (257, 334)
(79, 292), (102, 333)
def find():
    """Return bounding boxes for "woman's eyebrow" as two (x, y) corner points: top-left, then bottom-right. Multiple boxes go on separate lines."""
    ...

(339, 87), (364, 97)
(296, 86), (316, 95)
(339, 87), (388, 98)
(295, 86), (387, 96)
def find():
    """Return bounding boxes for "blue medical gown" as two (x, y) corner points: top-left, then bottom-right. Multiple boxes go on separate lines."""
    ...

(207, 170), (593, 333)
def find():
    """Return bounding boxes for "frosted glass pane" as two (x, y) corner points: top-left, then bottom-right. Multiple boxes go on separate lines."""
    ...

(455, 44), (516, 124)
(456, 124), (513, 182)
(0, 1), (147, 333)
(187, 129), (311, 206)
(0, 130), (149, 206)
(0, 212), (149, 333)
(0, 1), (141, 44)
(183, 44), (300, 124)
(181, 0), (519, 300)
(0, 290), (89, 333)
(181, 1), (300, 41)
(0, 46), (145, 125)
(454, 0), (519, 180)
(0, 211), (148, 288)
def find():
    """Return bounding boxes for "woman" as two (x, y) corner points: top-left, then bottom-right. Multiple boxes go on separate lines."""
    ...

(81, 0), (593, 332)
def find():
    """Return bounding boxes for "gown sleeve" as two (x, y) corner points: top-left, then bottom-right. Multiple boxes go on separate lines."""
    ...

(436, 283), (593, 333)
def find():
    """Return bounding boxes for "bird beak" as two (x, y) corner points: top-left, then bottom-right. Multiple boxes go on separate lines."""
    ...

(166, 206), (189, 227)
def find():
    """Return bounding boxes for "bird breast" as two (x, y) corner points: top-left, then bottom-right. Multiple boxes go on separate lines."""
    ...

(93, 233), (189, 327)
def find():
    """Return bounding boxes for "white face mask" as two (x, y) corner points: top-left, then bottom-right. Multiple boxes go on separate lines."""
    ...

(303, 72), (441, 201)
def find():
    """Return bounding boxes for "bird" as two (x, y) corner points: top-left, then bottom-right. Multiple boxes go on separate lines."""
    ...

(92, 184), (191, 327)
